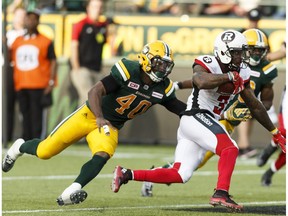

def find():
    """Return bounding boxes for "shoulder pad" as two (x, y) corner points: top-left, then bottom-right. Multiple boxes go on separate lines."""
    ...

(111, 58), (131, 82)
(262, 61), (277, 75)
(195, 55), (220, 74)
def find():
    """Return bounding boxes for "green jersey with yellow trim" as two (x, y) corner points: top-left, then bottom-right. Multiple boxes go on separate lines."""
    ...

(101, 58), (176, 129)
(227, 59), (278, 126)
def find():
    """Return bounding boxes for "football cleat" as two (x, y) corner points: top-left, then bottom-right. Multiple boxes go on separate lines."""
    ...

(257, 144), (278, 167)
(56, 189), (87, 206)
(238, 147), (258, 159)
(261, 168), (274, 187)
(112, 166), (131, 193)
(141, 181), (153, 197)
(209, 189), (243, 212)
(2, 138), (25, 172)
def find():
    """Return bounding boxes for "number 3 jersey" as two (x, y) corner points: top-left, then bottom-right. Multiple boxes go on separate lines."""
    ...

(97, 58), (176, 129)
(185, 55), (251, 120)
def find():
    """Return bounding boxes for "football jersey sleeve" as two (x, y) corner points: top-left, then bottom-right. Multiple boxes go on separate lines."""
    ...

(261, 61), (278, 84)
(194, 55), (220, 74)
(161, 78), (177, 102)
(72, 20), (83, 41)
(110, 58), (131, 85)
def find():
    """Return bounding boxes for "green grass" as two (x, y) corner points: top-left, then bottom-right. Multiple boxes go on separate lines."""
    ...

(2, 144), (286, 216)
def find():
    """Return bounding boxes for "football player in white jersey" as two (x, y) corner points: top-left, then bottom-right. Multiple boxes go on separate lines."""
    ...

(112, 30), (286, 212)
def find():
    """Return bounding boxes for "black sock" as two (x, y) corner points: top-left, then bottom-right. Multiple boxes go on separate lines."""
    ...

(124, 169), (132, 181)
(19, 138), (41, 156)
(75, 155), (107, 187)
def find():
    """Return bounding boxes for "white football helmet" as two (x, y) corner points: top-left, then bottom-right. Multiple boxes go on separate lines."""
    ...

(214, 30), (250, 71)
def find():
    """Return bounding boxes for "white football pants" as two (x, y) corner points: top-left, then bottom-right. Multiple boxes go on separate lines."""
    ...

(174, 113), (238, 183)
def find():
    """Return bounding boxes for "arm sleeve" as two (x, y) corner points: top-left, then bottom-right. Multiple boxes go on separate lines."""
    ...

(72, 22), (81, 40)
(47, 42), (56, 60)
(161, 98), (186, 116)
(101, 74), (121, 94)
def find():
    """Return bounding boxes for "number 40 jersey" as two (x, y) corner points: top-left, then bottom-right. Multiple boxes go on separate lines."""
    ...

(99, 58), (177, 130)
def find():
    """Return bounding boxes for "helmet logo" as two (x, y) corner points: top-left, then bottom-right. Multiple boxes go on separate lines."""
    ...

(221, 32), (235, 42)
(142, 46), (149, 54)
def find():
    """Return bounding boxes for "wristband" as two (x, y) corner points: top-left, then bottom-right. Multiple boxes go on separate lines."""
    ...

(173, 82), (180, 90)
(48, 79), (55, 86)
(270, 128), (278, 135)
(103, 125), (110, 135)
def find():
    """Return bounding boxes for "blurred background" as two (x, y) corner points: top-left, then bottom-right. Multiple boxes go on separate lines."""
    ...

(2, 0), (286, 147)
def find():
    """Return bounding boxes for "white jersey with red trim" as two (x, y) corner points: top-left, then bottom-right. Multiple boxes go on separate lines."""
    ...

(186, 55), (251, 120)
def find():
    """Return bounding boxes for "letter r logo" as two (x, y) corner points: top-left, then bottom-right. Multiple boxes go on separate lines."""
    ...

(221, 32), (235, 42)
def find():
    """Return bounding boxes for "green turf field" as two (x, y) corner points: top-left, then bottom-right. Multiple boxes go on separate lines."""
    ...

(2, 144), (286, 216)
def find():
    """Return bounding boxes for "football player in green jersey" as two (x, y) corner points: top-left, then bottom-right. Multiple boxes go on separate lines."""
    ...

(2, 40), (186, 206)
(140, 28), (280, 197)
(236, 28), (278, 158)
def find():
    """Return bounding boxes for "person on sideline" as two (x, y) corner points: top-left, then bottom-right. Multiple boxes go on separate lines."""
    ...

(70, 0), (110, 107)
(112, 30), (286, 212)
(2, 40), (187, 206)
(5, 7), (27, 142)
(9, 10), (57, 140)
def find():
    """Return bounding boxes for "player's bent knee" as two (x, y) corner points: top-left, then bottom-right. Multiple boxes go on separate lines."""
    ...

(37, 151), (53, 159)
(36, 146), (54, 159)
(179, 170), (193, 183)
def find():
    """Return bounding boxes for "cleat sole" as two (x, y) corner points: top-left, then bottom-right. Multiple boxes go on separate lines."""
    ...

(56, 190), (87, 206)
(70, 190), (87, 204)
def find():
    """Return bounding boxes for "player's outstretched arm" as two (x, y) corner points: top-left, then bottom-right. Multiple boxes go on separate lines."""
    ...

(173, 79), (193, 90)
(240, 86), (286, 153)
(266, 43), (286, 62)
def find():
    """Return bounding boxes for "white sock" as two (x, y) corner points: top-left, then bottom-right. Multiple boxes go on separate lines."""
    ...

(61, 182), (82, 197)
(8, 139), (24, 160)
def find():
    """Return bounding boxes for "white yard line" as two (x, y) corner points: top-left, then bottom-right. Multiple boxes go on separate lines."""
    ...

(2, 169), (285, 181)
(2, 201), (286, 214)
(3, 150), (275, 166)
